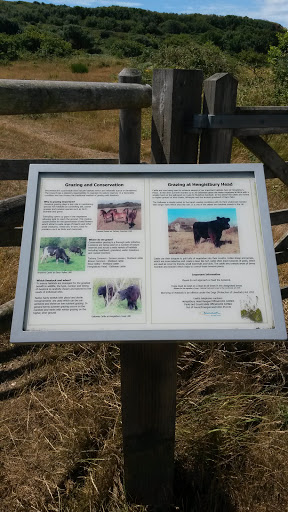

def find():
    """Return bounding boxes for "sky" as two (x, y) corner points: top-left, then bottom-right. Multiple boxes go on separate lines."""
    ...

(10, 0), (288, 29)
(168, 208), (237, 226)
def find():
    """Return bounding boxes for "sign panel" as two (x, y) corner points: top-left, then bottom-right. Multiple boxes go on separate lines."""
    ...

(11, 164), (286, 342)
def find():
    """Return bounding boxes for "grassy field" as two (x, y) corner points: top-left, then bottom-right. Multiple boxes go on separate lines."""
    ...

(1, 58), (288, 512)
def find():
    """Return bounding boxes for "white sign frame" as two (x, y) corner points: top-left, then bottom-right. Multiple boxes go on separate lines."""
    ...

(11, 163), (286, 343)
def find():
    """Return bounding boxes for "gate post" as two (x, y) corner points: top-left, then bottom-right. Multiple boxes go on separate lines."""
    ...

(118, 68), (142, 163)
(199, 72), (238, 163)
(151, 69), (203, 163)
(118, 68), (178, 505)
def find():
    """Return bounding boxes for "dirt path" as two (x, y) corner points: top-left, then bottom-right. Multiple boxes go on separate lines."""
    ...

(0, 116), (118, 160)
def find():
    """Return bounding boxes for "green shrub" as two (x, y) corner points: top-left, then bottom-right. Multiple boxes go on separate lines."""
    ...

(0, 33), (19, 61)
(70, 61), (89, 73)
(268, 32), (288, 103)
(150, 41), (238, 78)
(39, 34), (72, 57)
(109, 39), (144, 58)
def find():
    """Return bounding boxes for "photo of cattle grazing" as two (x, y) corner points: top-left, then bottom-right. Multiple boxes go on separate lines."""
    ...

(93, 278), (142, 315)
(118, 285), (141, 310)
(168, 208), (239, 254)
(41, 246), (70, 264)
(38, 237), (86, 271)
(97, 201), (141, 230)
(69, 246), (83, 256)
(97, 283), (116, 306)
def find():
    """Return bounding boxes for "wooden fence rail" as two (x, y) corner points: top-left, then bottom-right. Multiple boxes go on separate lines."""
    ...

(0, 79), (152, 115)
(0, 158), (118, 180)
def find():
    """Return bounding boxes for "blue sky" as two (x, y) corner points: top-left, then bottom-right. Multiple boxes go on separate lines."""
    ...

(168, 208), (237, 226)
(6, 0), (288, 28)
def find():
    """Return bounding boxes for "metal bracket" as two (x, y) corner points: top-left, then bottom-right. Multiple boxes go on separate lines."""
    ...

(188, 114), (288, 132)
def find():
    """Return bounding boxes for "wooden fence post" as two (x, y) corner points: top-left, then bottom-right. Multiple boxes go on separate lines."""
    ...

(119, 68), (203, 506)
(118, 68), (142, 163)
(151, 69), (203, 163)
(118, 68), (178, 505)
(199, 73), (238, 163)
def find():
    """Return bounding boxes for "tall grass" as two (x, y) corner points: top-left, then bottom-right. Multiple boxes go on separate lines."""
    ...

(1, 58), (288, 512)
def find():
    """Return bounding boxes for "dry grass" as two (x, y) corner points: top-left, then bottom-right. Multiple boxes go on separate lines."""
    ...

(0, 57), (152, 174)
(1, 60), (288, 512)
(169, 230), (239, 255)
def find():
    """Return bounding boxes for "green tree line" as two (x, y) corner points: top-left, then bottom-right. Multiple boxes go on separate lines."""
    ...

(40, 237), (86, 250)
(0, 0), (284, 62)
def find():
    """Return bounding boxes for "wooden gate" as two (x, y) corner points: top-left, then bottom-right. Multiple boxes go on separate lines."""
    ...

(0, 67), (287, 506)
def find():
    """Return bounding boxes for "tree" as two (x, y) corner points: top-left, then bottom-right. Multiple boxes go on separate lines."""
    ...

(63, 24), (95, 51)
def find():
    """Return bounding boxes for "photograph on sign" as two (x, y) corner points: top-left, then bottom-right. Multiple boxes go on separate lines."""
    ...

(10, 164), (286, 342)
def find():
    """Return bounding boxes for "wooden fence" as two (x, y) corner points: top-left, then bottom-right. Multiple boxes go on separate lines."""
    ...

(1, 67), (288, 506)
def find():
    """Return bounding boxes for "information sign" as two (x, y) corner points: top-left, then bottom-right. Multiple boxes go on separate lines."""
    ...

(11, 163), (286, 342)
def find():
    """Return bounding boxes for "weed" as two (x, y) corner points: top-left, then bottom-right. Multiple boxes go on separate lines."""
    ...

(70, 62), (89, 73)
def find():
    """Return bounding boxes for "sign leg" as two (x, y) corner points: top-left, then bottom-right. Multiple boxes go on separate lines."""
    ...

(120, 342), (177, 506)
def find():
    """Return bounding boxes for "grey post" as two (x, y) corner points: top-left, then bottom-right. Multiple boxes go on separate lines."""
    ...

(199, 73), (238, 163)
(119, 68), (178, 506)
(134, 68), (203, 505)
(151, 69), (203, 163)
(118, 69), (142, 164)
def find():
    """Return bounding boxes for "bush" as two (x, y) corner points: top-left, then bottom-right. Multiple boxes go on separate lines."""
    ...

(268, 32), (288, 103)
(39, 34), (72, 57)
(151, 41), (237, 78)
(16, 28), (73, 57)
(0, 33), (19, 61)
(109, 39), (144, 58)
(63, 24), (95, 52)
(70, 61), (89, 73)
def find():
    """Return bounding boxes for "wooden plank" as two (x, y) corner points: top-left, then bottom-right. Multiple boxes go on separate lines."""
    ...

(0, 228), (22, 246)
(199, 73), (238, 163)
(121, 343), (177, 505)
(276, 251), (288, 265)
(236, 106), (288, 114)
(0, 158), (118, 180)
(264, 164), (281, 179)
(118, 69), (141, 164)
(151, 69), (203, 164)
(0, 194), (25, 228)
(238, 135), (288, 187)
(281, 286), (288, 300)
(0, 79), (152, 114)
(274, 231), (288, 252)
(235, 127), (288, 136)
(270, 209), (288, 226)
(190, 114), (288, 131)
(0, 299), (14, 334)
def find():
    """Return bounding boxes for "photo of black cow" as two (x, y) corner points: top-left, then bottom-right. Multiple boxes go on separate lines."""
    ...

(168, 208), (239, 254)
(118, 285), (141, 310)
(97, 283), (116, 306)
(193, 217), (231, 248)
